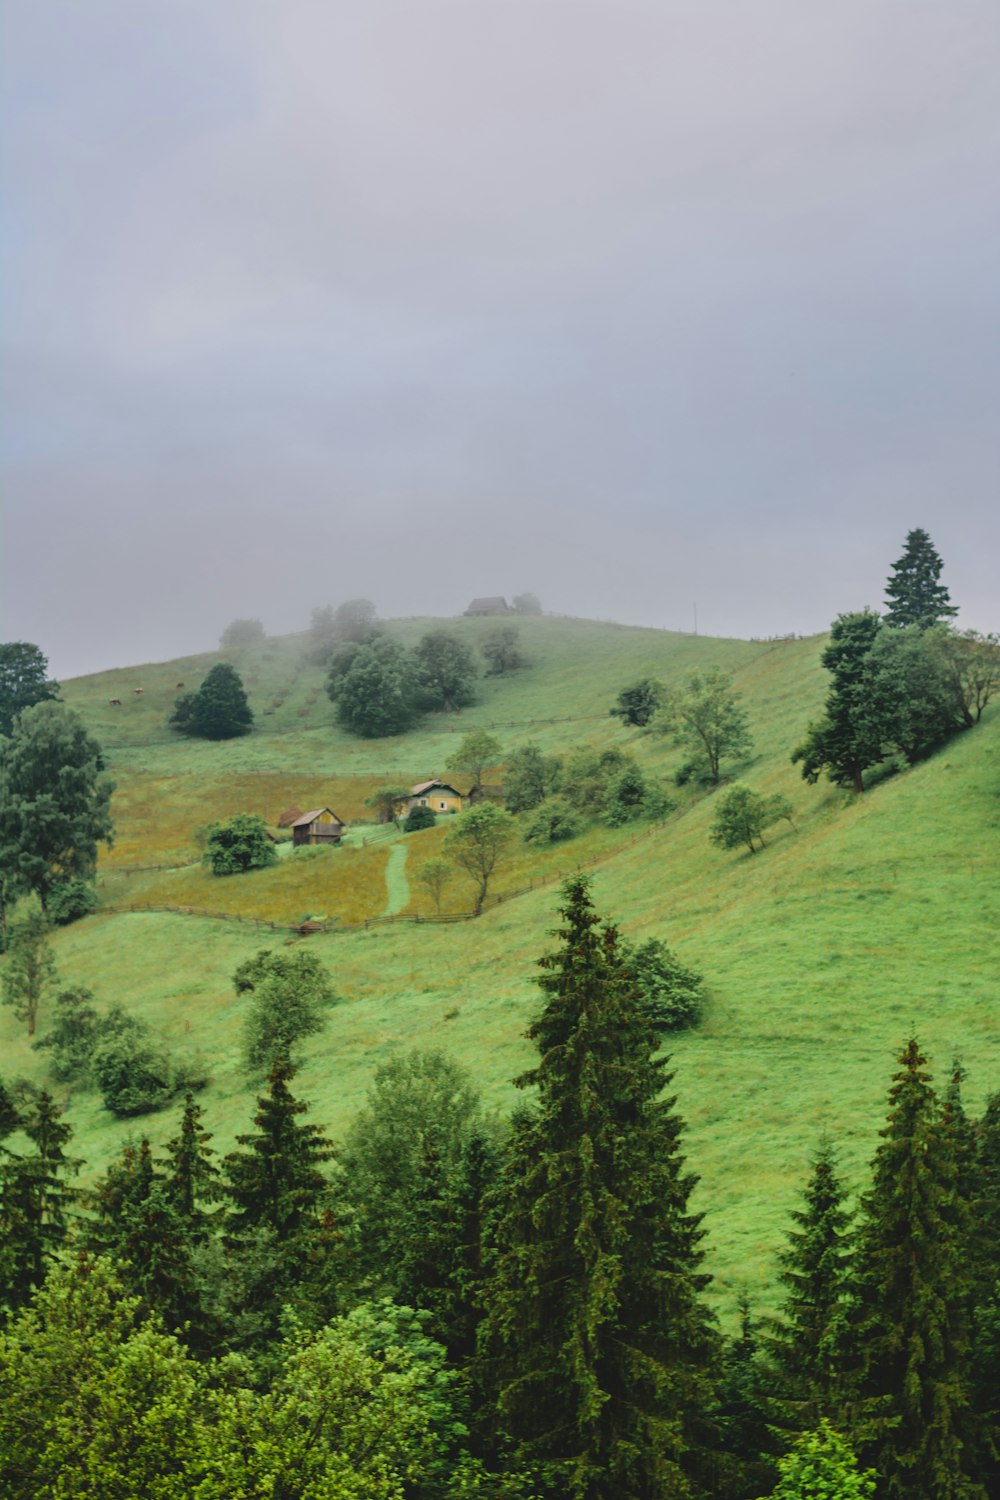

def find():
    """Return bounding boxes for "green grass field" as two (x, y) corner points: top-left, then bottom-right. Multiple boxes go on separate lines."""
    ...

(5, 615), (999, 1319)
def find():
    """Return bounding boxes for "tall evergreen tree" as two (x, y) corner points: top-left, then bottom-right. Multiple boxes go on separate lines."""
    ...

(768, 1140), (853, 1432)
(163, 1092), (220, 1240)
(0, 1090), (79, 1310)
(883, 528), (958, 630)
(221, 1059), (337, 1351)
(87, 1137), (204, 1337)
(969, 1094), (1000, 1491)
(792, 610), (885, 795)
(481, 878), (717, 1500)
(844, 1040), (985, 1500)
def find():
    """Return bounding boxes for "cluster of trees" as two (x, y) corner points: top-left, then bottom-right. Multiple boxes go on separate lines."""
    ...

(7, 929), (206, 1115)
(314, 602), (529, 738)
(505, 740), (672, 844)
(0, 647), (114, 939)
(794, 530), (998, 794)
(1, 880), (995, 1497)
(612, 667), (754, 787)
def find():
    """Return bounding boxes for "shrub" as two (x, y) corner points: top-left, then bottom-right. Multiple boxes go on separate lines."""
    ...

(619, 937), (706, 1034)
(46, 878), (98, 926)
(203, 813), (278, 876)
(403, 805), (436, 832)
(90, 1008), (174, 1117)
(524, 796), (580, 844)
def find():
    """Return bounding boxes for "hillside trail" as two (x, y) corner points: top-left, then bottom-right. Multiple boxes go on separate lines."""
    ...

(382, 841), (410, 916)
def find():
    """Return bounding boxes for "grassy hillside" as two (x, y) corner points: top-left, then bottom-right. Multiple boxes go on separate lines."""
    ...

(5, 615), (999, 1317)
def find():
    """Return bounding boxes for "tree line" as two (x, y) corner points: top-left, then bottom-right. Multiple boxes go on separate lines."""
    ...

(1, 879), (997, 1498)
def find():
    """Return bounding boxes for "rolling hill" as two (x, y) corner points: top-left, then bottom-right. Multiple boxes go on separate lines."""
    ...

(4, 614), (999, 1315)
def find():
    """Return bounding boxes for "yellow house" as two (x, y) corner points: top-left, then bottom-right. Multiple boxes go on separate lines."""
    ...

(404, 780), (464, 816)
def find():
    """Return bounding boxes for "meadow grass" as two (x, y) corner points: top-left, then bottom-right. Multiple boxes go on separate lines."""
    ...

(7, 616), (998, 1320)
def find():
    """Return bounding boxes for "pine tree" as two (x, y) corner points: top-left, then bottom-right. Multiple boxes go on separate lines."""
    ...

(768, 1140), (853, 1431)
(481, 878), (718, 1500)
(884, 528), (958, 630)
(224, 1058), (335, 1242)
(969, 1094), (1000, 1490)
(844, 1040), (985, 1500)
(163, 1091), (220, 1240)
(87, 1137), (206, 1338)
(221, 1058), (336, 1352)
(0, 1090), (79, 1310)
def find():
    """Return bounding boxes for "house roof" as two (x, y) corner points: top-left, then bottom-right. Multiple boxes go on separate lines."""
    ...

(410, 780), (462, 797)
(290, 807), (343, 827)
(464, 596), (509, 614)
(277, 805), (303, 827)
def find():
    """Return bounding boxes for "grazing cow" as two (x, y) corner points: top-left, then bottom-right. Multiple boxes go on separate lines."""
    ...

(133, 687), (144, 695)
(176, 682), (185, 689)
(109, 698), (121, 706)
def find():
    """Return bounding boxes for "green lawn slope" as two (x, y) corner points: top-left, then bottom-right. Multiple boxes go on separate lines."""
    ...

(4, 615), (998, 1318)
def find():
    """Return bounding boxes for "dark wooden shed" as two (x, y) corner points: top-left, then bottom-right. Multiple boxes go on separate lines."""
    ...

(291, 807), (345, 847)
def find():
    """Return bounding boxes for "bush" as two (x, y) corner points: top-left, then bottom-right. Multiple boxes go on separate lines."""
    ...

(403, 805), (436, 832)
(619, 937), (705, 1034)
(170, 662), (253, 740)
(203, 813), (278, 876)
(90, 1008), (174, 1116)
(524, 797), (580, 844)
(46, 878), (98, 926)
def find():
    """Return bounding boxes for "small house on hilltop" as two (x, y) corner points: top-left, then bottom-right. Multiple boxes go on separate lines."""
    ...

(464, 596), (509, 617)
(399, 780), (465, 816)
(291, 808), (345, 847)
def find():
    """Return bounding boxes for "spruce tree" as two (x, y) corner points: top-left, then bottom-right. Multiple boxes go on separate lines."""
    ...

(969, 1094), (1000, 1490)
(884, 528), (958, 630)
(87, 1137), (206, 1339)
(845, 1040), (985, 1500)
(768, 1140), (853, 1432)
(221, 1058), (336, 1351)
(163, 1091), (220, 1240)
(0, 1090), (79, 1310)
(481, 878), (717, 1500)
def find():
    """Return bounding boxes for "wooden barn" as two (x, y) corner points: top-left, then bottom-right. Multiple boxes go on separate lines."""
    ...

(401, 780), (465, 816)
(463, 596), (509, 616)
(290, 807), (345, 847)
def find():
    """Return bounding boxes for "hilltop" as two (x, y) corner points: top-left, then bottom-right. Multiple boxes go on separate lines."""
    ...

(5, 614), (999, 1312)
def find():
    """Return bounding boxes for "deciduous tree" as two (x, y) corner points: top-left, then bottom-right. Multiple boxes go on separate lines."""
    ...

(503, 743), (562, 812)
(446, 728), (502, 793)
(610, 676), (664, 727)
(202, 812), (277, 876)
(170, 663), (253, 740)
(2, 911), (57, 1037)
(233, 948), (336, 1072)
(414, 629), (479, 711)
(0, 642), (59, 737)
(332, 637), (419, 737)
(219, 618), (264, 648)
(442, 802), (516, 914)
(482, 625), (527, 676)
(416, 855), (453, 914)
(655, 667), (753, 784)
(710, 784), (793, 855)
(0, 702), (114, 911)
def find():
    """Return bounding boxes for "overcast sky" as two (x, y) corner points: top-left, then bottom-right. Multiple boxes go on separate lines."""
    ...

(2, 1), (998, 680)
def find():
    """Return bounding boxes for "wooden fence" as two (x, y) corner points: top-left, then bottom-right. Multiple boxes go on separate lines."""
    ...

(98, 817), (673, 937)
